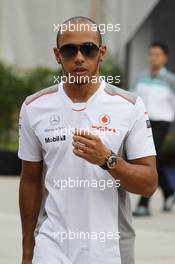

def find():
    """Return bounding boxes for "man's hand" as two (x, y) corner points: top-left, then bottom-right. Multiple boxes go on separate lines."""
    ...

(21, 241), (34, 264)
(72, 129), (110, 165)
(21, 248), (33, 264)
(22, 259), (32, 264)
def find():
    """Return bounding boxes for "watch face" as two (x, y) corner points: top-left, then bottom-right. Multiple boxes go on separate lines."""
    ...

(107, 155), (117, 169)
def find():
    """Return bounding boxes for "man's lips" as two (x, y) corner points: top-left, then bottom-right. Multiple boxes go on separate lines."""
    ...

(71, 68), (88, 75)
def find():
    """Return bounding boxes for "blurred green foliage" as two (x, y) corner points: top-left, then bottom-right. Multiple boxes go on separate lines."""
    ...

(0, 62), (59, 150)
(0, 58), (122, 151)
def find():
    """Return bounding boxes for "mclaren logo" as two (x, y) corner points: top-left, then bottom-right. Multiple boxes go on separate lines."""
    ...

(45, 135), (66, 143)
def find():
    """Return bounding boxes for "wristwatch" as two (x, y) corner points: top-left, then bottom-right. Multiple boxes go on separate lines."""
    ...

(100, 150), (118, 170)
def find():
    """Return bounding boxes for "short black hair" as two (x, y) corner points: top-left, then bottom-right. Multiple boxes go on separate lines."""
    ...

(149, 41), (169, 56)
(56, 16), (102, 48)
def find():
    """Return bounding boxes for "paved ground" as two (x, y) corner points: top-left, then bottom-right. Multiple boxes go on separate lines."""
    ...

(0, 176), (175, 264)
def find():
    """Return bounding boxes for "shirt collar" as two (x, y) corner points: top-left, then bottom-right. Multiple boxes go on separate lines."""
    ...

(148, 67), (167, 79)
(157, 67), (167, 77)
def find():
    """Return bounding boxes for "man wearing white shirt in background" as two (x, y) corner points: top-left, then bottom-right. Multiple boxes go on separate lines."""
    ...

(133, 42), (175, 217)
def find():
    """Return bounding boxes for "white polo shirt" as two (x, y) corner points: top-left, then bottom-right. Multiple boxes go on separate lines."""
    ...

(18, 81), (156, 264)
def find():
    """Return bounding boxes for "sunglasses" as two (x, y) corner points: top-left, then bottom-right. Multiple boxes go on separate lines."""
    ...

(59, 42), (100, 59)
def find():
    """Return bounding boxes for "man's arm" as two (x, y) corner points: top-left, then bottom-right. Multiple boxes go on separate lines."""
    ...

(72, 131), (157, 197)
(108, 155), (157, 197)
(19, 160), (43, 263)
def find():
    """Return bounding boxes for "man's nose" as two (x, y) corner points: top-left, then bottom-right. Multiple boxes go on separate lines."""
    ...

(74, 50), (85, 64)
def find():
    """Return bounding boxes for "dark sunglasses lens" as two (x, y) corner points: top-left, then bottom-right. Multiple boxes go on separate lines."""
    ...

(80, 44), (99, 57)
(60, 45), (78, 58)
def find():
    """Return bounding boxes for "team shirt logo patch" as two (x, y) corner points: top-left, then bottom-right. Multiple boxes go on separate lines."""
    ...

(146, 120), (151, 128)
(45, 135), (66, 143)
(50, 115), (60, 126)
(99, 114), (110, 126)
(144, 112), (152, 128)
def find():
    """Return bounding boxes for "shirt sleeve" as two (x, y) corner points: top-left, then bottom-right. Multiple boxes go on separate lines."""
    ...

(169, 74), (175, 93)
(18, 102), (43, 161)
(125, 97), (156, 160)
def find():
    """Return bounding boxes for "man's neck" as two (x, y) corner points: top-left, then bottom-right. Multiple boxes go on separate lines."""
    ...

(63, 78), (101, 103)
(150, 66), (162, 77)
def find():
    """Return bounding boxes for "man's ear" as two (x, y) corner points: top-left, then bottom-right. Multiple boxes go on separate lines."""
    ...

(53, 47), (61, 64)
(99, 45), (107, 63)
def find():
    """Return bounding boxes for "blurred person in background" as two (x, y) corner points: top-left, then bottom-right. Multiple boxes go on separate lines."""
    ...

(133, 42), (175, 217)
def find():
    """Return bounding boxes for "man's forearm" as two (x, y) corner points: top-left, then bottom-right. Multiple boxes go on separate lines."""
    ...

(19, 177), (43, 260)
(109, 156), (157, 197)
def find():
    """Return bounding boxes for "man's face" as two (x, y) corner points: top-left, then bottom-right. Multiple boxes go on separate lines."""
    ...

(148, 46), (168, 70)
(54, 22), (106, 85)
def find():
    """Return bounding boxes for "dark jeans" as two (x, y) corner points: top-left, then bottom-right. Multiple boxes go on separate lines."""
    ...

(138, 121), (174, 207)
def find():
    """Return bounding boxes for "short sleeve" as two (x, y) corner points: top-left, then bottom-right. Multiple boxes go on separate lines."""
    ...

(168, 87), (175, 110)
(125, 97), (156, 160)
(18, 102), (42, 161)
(169, 74), (175, 93)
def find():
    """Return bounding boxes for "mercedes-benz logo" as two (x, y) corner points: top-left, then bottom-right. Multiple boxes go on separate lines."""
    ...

(49, 115), (60, 126)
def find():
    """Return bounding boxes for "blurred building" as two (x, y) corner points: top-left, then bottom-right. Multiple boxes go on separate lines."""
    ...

(0, 0), (174, 87)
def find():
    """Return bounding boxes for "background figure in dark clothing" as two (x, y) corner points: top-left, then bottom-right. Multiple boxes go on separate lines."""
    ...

(133, 42), (175, 216)
(138, 121), (172, 209)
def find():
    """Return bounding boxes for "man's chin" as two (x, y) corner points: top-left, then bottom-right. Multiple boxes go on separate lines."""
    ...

(72, 80), (89, 86)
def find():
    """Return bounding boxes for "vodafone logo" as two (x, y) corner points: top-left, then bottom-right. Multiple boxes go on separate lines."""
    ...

(99, 114), (110, 126)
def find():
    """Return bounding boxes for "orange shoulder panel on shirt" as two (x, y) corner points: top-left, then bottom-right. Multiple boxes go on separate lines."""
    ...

(25, 85), (59, 105)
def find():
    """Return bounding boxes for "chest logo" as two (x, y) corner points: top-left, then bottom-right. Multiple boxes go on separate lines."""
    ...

(99, 114), (110, 126)
(45, 135), (66, 143)
(50, 115), (60, 126)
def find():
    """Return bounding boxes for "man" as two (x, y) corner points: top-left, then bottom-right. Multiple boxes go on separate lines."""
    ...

(18, 16), (157, 264)
(133, 42), (175, 217)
